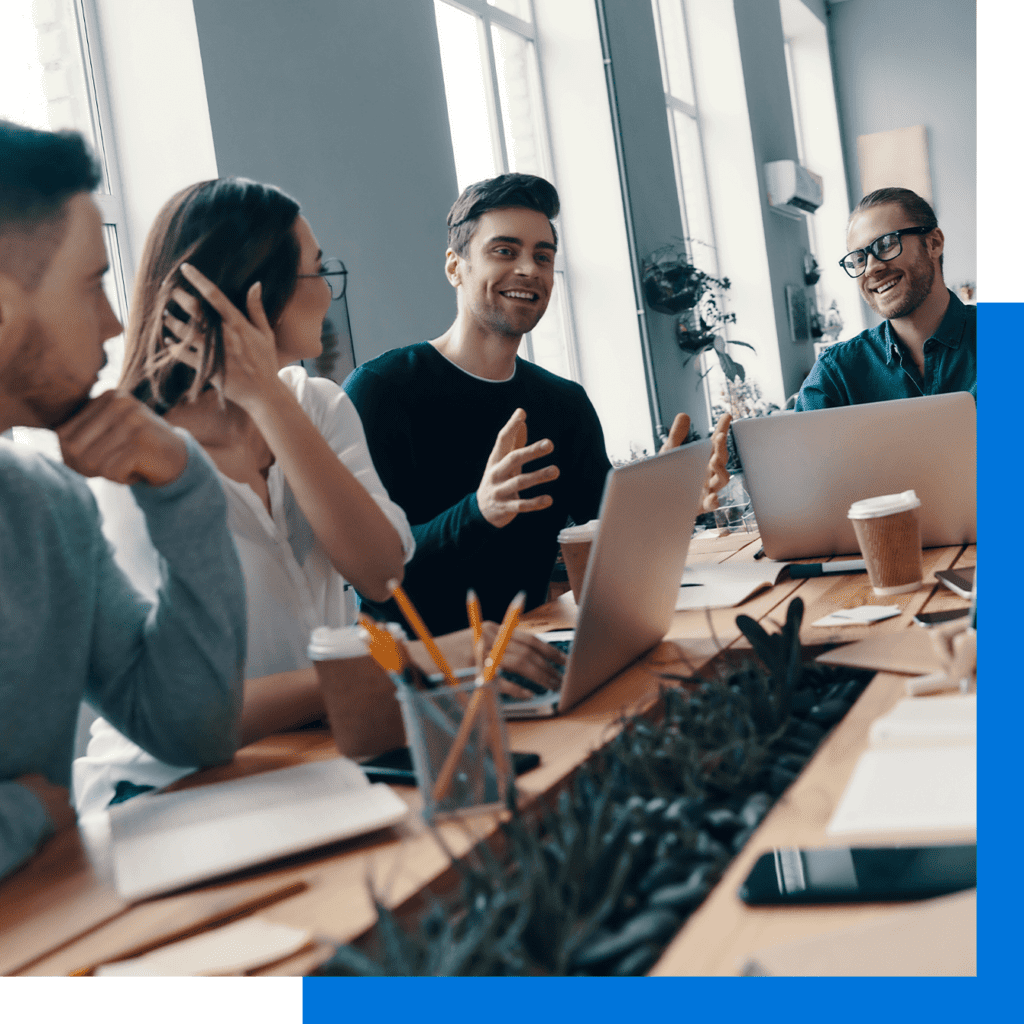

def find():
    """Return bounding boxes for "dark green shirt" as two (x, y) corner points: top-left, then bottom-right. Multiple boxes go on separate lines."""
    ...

(795, 290), (976, 410)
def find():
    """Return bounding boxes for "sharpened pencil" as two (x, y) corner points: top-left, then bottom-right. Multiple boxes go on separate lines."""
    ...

(482, 590), (526, 684)
(388, 579), (460, 687)
(467, 588), (483, 645)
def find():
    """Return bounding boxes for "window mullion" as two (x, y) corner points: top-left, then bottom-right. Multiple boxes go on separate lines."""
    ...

(78, 0), (134, 297)
(444, 0), (534, 38)
(680, 0), (720, 277)
(480, 13), (511, 173)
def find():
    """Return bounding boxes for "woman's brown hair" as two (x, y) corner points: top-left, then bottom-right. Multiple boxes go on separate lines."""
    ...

(121, 177), (301, 410)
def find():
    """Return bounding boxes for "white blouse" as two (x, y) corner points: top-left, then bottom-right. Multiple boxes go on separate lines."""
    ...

(73, 366), (413, 814)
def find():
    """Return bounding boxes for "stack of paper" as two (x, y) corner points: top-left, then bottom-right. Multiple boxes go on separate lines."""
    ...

(675, 561), (787, 610)
(827, 694), (976, 836)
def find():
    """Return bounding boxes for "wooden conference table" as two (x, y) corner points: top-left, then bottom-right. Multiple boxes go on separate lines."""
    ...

(0, 532), (976, 977)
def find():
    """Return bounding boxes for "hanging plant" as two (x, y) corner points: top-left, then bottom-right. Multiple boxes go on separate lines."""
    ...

(642, 240), (755, 382)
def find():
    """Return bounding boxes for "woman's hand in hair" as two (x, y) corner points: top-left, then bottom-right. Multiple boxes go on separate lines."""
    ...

(171, 266), (405, 600)
(169, 264), (281, 412)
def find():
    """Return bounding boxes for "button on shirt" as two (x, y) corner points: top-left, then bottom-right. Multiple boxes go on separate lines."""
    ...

(795, 290), (976, 410)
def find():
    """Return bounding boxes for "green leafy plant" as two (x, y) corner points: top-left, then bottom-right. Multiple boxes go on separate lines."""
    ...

(317, 598), (872, 977)
(641, 240), (755, 381)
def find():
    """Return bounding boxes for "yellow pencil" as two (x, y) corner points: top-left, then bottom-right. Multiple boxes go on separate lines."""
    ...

(482, 590), (526, 683)
(467, 588), (483, 645)
(388, 579), (460, 687)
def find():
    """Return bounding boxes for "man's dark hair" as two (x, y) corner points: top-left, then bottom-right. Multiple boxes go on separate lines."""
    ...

(0, 120), (102, 289)
(852, 187), (942, 272)
(853, 187), (938, 230)
(447, 173), (559, 256)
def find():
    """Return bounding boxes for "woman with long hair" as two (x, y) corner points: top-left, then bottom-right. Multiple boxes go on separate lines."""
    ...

(74, 179), (563, 813)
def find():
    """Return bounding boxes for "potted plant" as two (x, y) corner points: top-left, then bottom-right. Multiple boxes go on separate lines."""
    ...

(642, 240), (754, 382)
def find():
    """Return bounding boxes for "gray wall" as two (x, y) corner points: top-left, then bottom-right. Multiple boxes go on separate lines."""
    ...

(191, 0), (459, 365)
(828, 0), (976, 313)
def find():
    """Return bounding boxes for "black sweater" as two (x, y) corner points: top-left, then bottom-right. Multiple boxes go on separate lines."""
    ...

(344, 342), (611, 635)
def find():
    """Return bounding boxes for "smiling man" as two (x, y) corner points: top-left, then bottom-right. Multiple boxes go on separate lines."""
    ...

(0, 121), (246, 880)
(794, 188), (976, 411)
(344, 174), (612, 637)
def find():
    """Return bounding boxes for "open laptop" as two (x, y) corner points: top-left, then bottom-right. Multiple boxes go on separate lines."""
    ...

(503, 438), (712, 718)
(732, 392), (976, 561)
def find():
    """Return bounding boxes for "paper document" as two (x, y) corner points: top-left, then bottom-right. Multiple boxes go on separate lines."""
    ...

(110, 758), (409, 901)
(827, 746), (975, 835)
(868, 695), (976, 748)
(675, 561), (787, 611)
(812, 605), (901, 627)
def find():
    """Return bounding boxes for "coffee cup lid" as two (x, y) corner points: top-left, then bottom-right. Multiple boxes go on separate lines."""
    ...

(559, 519), (600, 542)
(307, 625), (369, 661)
(847, 489), (921, 520)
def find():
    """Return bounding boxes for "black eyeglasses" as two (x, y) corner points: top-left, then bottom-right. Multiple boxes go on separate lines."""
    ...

(839, 225), (935, 278)
(297, 257), (348, 300)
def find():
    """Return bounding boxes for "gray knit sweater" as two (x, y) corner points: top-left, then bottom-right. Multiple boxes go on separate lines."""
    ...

(0, 433), (246, 881)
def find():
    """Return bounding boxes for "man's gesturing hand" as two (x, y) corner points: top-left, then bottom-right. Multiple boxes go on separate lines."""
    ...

(56, 390), (188, 487)
(477, 408), (559, 528)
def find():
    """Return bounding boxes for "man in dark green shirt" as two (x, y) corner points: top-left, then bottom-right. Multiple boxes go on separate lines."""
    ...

(795, 188), (976, 410)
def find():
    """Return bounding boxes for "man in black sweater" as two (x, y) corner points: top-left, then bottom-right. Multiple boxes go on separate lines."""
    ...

(345, 174), (610, 638)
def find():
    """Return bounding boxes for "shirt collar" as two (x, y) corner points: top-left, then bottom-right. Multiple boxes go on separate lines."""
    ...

(881, 288), (965, 365)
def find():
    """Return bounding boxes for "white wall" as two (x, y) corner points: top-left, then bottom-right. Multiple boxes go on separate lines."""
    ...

(93, 0), (218, 286)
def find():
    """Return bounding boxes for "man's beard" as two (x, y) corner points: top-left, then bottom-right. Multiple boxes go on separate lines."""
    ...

(0, 320), (93, 429)
(866, 251), (935, 320)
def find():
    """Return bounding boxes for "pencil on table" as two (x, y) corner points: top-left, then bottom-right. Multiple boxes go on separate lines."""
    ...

(388, 579), (460, 687)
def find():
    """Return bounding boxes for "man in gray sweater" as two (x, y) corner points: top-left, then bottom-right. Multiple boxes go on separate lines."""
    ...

(0, 121), (247, 881)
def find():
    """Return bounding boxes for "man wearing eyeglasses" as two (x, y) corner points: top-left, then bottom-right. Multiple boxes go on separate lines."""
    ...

(794, 187), (976, 410)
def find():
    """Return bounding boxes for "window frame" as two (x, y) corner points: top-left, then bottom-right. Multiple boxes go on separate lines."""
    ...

(434, 0), (582, 382)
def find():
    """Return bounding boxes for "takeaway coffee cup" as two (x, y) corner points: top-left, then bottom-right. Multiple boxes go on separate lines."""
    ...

(307, 624), (406, 759)
(558, 519), (600, 602)
(847, 490), (924, 596)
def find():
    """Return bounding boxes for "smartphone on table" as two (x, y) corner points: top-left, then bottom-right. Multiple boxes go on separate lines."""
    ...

(914, 608), (970, 627)
(738, 844), (976, 905)
(360, 746), (540, 785)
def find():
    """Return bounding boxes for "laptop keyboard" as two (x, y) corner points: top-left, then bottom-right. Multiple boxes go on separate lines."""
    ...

(499, 638), (572, 704)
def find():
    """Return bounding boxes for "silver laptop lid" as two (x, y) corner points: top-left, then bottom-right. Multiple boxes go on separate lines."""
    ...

(558, 438), (712, 713)
(733, 393), (976, 561)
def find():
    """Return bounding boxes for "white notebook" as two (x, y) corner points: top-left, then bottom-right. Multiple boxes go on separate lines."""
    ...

(828, 694), (976, 836)
(109, 758), (408, 901)
(868, 695), (976, 748)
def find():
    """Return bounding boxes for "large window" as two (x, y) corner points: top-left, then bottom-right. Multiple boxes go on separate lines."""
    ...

(779, 0), (865, 344)
(651, 0), (716, 274)
(433, 0), (578, 382)
(1, 0), (131, 453)
(650, 0), (726, 419)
